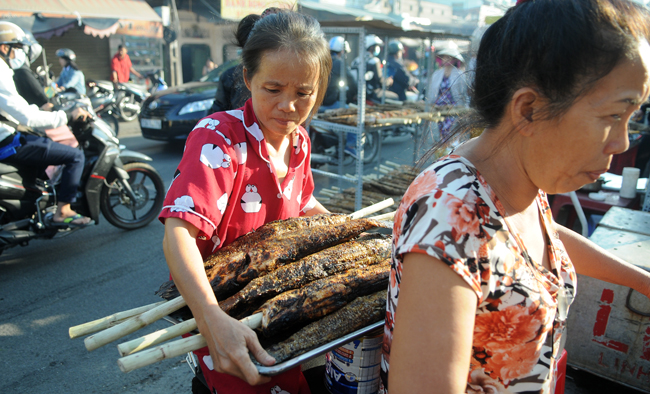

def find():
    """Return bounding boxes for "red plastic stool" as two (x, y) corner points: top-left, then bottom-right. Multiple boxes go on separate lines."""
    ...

(554, 349), (568, 394)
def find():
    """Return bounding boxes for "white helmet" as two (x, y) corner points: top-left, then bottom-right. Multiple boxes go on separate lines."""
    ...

(364, 34), (383, 50)
(0, 21), (26, 46)
(329, 36), (350, 53)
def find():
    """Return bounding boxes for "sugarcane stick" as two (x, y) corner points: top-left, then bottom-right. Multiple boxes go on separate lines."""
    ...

(117, 318), (198, 357)
(116, 313), (263, 373)
(69, 301), (166, 339)
(84, 296), (187, 352)
(349, 198), (394, 219)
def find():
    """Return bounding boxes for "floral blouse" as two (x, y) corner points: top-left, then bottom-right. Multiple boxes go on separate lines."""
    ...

(380, 155), (577, 394)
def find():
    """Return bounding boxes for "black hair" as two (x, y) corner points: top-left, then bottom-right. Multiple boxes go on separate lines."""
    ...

(421, 0), (650, 165)
(118, 44), (124, 51)
(60, 57), (79, 71)
(238, 11), (332, 112)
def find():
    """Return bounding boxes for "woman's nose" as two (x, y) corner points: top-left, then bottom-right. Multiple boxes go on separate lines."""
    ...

(278, 95), (296, 112)
(605, 122), (630, 156)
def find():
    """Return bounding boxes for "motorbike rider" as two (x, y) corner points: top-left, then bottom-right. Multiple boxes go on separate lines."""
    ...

(56, 48), (86, 95)
(320, 36), (357, 112)
(10, 32), (51, 110)
(386, 40), (419, 102)
(0, 21), (92, 227)
(350, 34), (398, 103)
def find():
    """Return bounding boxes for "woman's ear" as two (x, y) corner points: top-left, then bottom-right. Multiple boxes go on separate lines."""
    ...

(509, 87), (541, 136)
(243, 67), (252, 91)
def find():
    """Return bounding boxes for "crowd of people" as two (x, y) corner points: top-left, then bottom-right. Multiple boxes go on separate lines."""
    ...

(2, 0), (650, 393)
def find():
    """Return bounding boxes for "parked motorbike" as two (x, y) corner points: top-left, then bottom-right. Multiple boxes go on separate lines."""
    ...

(86, 80), (148, 123)
(115, 82), (149, 122)
(0, 92), (165, 254)
(86, 80), (120, 136)
(145, 69), (167, 95)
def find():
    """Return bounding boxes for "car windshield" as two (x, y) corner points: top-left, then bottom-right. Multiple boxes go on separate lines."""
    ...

(199, 59), (240, 82)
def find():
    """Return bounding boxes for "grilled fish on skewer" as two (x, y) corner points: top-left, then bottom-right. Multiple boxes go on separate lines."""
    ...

(157, 216), (386, 300)
(257, 260), (390, 337)
(156, 213), (351, 299)
(219, 234), (391, 316)
(263, 290), (387, 363)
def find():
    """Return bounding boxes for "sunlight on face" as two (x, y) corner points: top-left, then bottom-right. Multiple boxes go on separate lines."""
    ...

(244, 49), (319, 142)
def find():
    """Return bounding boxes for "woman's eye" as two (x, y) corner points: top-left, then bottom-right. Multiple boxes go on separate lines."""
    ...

(298, 91), (312, 98)
(611, 114), (622, 121)
(266, 88), (279, 94)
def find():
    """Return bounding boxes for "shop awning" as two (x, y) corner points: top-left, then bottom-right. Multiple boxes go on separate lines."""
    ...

(1, 0), (161, 22)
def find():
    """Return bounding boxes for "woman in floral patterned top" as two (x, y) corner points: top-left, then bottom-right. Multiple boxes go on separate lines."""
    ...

(381, 0), (650, 393)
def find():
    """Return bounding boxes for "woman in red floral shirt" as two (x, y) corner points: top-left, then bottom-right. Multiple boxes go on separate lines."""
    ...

(382, 0), (650, 393)
(159, 10), (331, 394)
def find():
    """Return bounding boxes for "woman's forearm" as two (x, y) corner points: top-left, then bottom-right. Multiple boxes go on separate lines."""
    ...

(557, 224), (650, 297)
(162, 218), (222, 316)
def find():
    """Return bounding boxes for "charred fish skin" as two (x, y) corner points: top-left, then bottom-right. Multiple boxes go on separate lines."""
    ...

(263, 290), (387, 363)
(219, 234), (391, 316)
(155, 213), (350, 300)
(236, 218), (385, 285)
(258, 261), (390, 337)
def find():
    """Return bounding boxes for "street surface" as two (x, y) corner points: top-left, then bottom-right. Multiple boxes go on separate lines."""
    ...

(0, 120), (643, 393)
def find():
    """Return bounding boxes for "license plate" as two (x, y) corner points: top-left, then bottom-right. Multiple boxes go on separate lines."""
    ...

(140, 118), (162, 129)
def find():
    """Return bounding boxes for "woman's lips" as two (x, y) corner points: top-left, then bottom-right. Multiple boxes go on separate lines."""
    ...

(586, 170), (608, 182)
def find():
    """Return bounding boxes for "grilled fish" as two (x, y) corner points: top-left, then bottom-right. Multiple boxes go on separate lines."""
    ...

(257, 261), (390, 337)
(220, 234), (391, 316)
(157, 215), (384, 300)
(263, 290), (387, 363)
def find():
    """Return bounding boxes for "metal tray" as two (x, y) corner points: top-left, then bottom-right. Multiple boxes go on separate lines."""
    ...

(256, 320), (384, 376)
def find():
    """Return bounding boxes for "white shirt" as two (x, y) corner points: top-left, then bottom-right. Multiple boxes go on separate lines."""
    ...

(0, 58), (67, 142)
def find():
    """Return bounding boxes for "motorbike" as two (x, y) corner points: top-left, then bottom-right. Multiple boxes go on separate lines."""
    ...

(0, 92), (165, 255)
(86, 80), (121, 136)
(86, 80), (148, 123)
(144, 69), (168, 95)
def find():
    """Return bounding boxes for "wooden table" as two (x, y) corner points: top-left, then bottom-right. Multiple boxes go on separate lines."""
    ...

(565, 207), (650, 392)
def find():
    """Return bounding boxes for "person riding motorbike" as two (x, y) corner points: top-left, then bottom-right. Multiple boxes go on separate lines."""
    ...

(320, 36), (357, 112)
(56, 48), (86, 95)
(10, 32), (51, 110)
(350, 34), (397, 103)
(0, 21), (92, 227)
(386, 40), (419, 102)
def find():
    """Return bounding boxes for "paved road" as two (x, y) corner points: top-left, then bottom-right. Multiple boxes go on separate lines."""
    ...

(0, 120), (643, 393)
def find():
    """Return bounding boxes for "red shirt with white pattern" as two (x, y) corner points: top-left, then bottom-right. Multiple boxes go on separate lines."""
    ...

(159, 99), (316, 394)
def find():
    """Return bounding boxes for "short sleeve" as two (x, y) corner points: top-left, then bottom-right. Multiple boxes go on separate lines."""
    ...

(160, 122), (236, 238)
(395, 188), (494, 303)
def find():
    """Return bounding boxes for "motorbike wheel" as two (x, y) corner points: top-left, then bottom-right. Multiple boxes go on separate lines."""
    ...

(100, 162), (165, 230)
(344, 131), (380, 165)
(117, 93), (141, 122)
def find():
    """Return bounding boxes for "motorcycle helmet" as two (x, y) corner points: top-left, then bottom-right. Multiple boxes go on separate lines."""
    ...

(329, 36), (350, 54)
(56, 48), (76, 61)
(364, 34), (383, 50)
(387, 40), (404, 55)
(0, 21), (26, 46)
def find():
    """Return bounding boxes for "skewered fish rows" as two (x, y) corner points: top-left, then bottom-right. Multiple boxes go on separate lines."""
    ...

(69, 206), (396, 373)
(156, 214), (383, 300)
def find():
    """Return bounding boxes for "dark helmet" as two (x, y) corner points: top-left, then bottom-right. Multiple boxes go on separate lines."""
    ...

(0, 21), (26, 46)
(56, 48), (76, 61)
(387, 40), (404, 55)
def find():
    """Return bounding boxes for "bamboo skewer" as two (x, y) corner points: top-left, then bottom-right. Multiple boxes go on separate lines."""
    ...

(348, 198), (394, 219)
(84, 296), (187, 351)
(116, 313), (263, 373)
(69, 301), (166, 339)
(369, 211), (396, 221)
